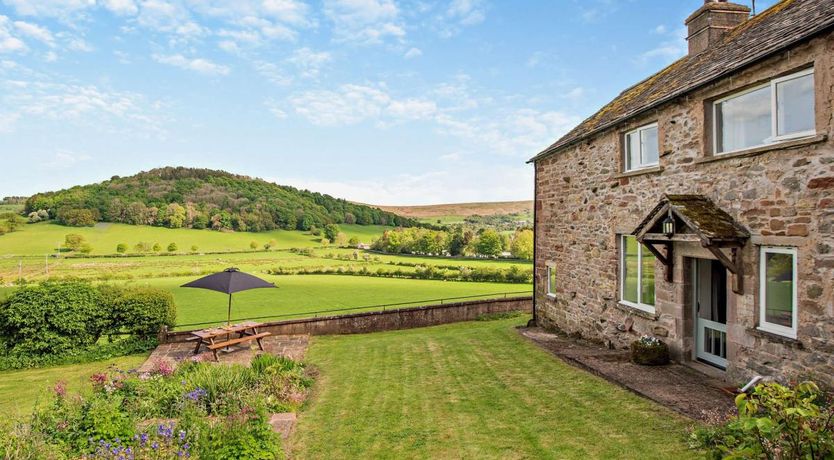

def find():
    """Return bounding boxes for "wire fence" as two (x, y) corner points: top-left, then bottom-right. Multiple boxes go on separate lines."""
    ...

(174, 290), (532, 329)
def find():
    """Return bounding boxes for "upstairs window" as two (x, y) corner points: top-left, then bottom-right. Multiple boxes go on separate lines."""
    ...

(714, 68), (815, 154)
(620, 235), (656, 313)
(624, 123), (659, 171)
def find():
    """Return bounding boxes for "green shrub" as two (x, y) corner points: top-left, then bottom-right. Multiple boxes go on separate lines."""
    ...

(691, 381), (834, 459)
(104, 286), (176, 338)
(198, 405), (283, 460)
(0, 282), (109, 356)
(630, 336), (670, 366)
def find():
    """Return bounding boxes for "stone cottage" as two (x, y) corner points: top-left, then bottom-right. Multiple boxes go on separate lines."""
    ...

(529, 0), (834, 385)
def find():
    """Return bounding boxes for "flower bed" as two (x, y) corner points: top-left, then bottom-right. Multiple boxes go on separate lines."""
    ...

(0, 353), (313, 459)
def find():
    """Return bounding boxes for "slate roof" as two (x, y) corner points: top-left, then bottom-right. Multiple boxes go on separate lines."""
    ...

(633, 195), (750, 244)
(529, 0), (834, 163)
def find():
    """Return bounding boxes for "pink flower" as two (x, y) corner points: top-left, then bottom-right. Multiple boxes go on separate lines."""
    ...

(153, 359), (174, 377)
(53, 381), (67, 398)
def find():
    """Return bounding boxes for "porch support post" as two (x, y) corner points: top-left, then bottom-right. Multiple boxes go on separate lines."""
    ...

(704, 244), (744, 295)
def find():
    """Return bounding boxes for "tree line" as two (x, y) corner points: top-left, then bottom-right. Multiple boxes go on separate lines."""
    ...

(23, 166), (419, 232)
(372, 227), (533, 259)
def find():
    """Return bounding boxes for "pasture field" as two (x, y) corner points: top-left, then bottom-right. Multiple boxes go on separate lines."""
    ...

(116, 275), (530, 329)
(292, 317), (697, 459)
(376, 201), (533, 219)
(0, 221), (387, 256)
(0, 204), (23, 213)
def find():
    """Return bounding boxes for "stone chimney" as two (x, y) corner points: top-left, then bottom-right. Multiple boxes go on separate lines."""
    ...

(685, 0), (751, 55)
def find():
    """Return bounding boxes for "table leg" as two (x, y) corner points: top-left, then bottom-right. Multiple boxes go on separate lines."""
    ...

(193, 339), (203, 355)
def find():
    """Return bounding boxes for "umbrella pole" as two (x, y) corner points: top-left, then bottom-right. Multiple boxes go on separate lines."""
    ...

(227, 293), (232, 326)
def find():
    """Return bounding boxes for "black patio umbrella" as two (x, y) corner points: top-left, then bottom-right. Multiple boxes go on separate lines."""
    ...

(181, 268), (276, 326)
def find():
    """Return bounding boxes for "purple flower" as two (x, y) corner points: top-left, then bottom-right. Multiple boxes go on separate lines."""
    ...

(151, 441), (159, 450)
(179, 430), (187, 441)
(185, 388), (207, 401)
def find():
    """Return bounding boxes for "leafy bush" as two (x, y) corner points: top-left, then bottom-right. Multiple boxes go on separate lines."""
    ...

(56, 207), (99, 227)
(103, 286), (176, 338)
(0, 281), (109, 356)
(0, 282), (175, 369)
(630, 336), (670, 366)
(691, 381), (834, 459)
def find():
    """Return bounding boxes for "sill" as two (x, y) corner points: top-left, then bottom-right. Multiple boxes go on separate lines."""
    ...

(614, 165), (663, 179)
(546, 293), (557, 299)
(616, 301), (658, 320)
(697, 134), (827, 164)
(749, 327), (802, 348)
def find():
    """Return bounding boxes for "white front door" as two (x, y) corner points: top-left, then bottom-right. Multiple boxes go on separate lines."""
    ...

(694, 259), (728, 369)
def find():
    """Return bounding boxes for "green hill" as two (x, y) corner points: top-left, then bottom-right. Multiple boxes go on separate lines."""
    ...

(24, 167), (416, 232)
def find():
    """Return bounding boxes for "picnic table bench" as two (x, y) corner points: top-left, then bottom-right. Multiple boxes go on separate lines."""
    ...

(189, 321), (271, 361)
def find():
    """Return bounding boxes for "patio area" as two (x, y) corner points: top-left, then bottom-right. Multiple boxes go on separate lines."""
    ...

(138, 334), (310, 373)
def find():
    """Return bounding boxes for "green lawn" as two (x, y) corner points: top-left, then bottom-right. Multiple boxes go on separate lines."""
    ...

(293, 317), (698, 459)
(125, 275), (530, 329)
(0, 221), (387, 256)
(0, 354), (148, 417)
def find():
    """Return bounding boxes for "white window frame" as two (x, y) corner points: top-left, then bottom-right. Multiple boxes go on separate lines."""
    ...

(619, 235), (655, 314)
(623, 122), (659, 172)
(546, 265), (556, 297)
(758, 246), (798, 339)
(713, 68), (815, 155)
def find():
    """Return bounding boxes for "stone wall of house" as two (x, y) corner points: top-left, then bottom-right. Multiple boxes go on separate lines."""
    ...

(534, 31), (834, 386)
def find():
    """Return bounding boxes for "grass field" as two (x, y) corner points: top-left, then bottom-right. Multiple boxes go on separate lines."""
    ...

(292, 317), (698, 459)
(0, 204), (23, 213)
(375, 201), (533, 219)
(0, 354), (148, 417)
(125, 275), (530, 329)
(0, 222), (387, 256)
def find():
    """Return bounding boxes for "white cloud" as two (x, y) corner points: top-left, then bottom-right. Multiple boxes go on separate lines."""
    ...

(265, 99), (287, 119)
(446, 0), (486, 26)
(287, 47), (331, 78)
(44, 50), (57, 61)
(13, 21), (54, 46)
(253, 60), (292, 85)
(324, 0), (404, 44)
(1, 0), (95, 17)
(637, 26), (687, 64)
(102, 0), (138, 16)
(0, 36), (26, 53)
(404, 47), (421, 59)
(152, 53), (230, 75)
(44, 151), (92, 168)
(290, 84), (391, 126)
(67, 37), (93, 52)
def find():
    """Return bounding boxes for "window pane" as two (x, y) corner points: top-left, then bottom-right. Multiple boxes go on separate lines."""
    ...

(641, 244), (656, 306)
(548, 268), (556, 294)
(641, 126), (659, 165)
(764, 252), (794, 328)
(717, 85), (772, 152)
(776, 73), (814, 136)
(622, 236), (639, 303)
(626, 132), (640, 171)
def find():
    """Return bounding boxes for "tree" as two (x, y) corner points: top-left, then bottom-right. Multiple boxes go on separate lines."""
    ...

(79, 243), (93, 254)
(134, 242), (150, 253)
(510, 229), (534, 260)
(348, 236), (360, 247)
(152, 243), (162, 252)
(323, 224), (340, 242)
(167, 242), (178, 253)
(165, 203), (186, 228)
(334, 232), (349, 247)
(250, 241), (259, 250)
(264, 239), (278, 251)
(56, 208), (98, 227)
(116, 243), (128, 254)
(63, 234), (87, 252)
(27, 212), (41, 223)
(191, 245), (199, 253)
(475, 229), (503, 257)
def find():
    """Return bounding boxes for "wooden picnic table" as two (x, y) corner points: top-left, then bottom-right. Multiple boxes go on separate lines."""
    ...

(189, 321), (271, 361)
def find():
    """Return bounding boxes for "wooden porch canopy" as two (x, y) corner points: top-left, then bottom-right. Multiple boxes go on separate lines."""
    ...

(632, 195), (750, 294)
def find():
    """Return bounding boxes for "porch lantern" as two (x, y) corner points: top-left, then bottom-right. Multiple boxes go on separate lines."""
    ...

(662, 212), (675, 238)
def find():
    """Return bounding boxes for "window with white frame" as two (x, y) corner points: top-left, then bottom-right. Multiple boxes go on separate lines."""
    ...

(758, 246), (798, 338)
(547, 265), (556, 296)
(624, 123), (659, 171)
(620, 235), (656, 312)
(714, 68), (815, 154)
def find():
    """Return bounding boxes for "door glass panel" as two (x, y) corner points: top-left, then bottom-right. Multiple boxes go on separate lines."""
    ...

(640, 244), (655, 306)
(622, 236), (638, 303)
(717, 85), (772, 152)
(776, 73), (814, 136)
(764, 252), (794, 328)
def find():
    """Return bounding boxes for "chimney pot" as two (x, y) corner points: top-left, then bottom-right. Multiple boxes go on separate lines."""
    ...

(685, 1), (750, 55)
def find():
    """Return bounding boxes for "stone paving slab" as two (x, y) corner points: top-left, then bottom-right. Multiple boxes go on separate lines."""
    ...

(139, 334), (309, 373)
(519, 327), (735, 421)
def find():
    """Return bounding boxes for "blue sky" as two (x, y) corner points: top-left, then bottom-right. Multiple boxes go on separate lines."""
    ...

(0, 0), (776, 205)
